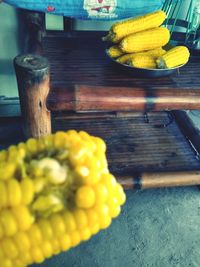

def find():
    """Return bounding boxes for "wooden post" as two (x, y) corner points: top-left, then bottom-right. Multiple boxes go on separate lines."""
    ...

(14, 54), (51, 138)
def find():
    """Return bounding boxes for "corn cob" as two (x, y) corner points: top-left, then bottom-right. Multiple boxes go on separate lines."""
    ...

(156, 46), (190, 69)
(102, 10), (166, 43)
(107, 45), (124, 58)
(116, 48), (166, 64)
(128, 54), (157, 69)
(120, 27), (170, 53)
(0, 130), (126, 267)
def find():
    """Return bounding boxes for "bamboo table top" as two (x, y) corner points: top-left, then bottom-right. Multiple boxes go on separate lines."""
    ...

(43, 31), (199, 88)
(52, 112), (200, 176)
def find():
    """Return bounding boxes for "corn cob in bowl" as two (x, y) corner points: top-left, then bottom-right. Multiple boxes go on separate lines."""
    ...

(102, 10), (166, 43)
(0, 130), (126, 267)
(156, 46), (190, 69)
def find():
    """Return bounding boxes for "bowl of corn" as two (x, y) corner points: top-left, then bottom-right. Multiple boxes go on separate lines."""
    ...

(103, 10), (190, 78)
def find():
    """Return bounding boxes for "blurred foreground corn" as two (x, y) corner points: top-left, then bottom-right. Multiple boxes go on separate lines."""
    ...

(0, 130), (126, 267)
(102, 10), (166, 43)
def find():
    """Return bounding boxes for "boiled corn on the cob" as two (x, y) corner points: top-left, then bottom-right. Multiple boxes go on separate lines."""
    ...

(103, 10), (166, 43)
(0, 130), (126, 267)
(116, 48), (166, 64)
(128, 54), (157, 69)
(107, 45), (124, 58)
(120, 27), (170, 53)
(156, 46), (190, 69)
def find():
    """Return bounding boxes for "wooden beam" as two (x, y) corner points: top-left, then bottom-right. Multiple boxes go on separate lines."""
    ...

(118, 171), (200, 189)
(47, 85), (200, 112)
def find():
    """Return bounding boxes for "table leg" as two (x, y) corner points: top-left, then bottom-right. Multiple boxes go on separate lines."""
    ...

(14, 54), (51, 138)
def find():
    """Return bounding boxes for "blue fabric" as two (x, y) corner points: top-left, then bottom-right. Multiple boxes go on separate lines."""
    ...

(5, 0), (165, 20)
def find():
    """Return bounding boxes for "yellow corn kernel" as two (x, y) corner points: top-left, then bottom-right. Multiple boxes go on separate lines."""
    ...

(0, 210), (18, 237)
(1, 259), (13, 267)
(156, 46), (190, 69)
(32, 194), (63, 215)
(70, 231), (81, 247)
(7, 179), (22, 207)
(31, 247), (44, 264)
(95, 204), (112, 229)
(33, 177), (46, 193)
(115, 183), (126, 205)
(0, 181), (8, 208)
(0, 150), (7, 161)
(79, 227), (91, 241)
(69, 143), (88, 166)
(12, 259), (25, 267)
(73, 209), (88, 230)
(97, 205), (112, 229)
(92, 136), (106, 153)
(102, 173), (117, 191)
(41, 134), (54, 149)
(13, 232), (31, 253)
(40, 241), (53, 258)
(120, 27), (170, 53)
(38, 219), (53, 240)
(128, 54), (157, 69)
(20, 178), (34, 205)
(86, 208), (99, 227)
(0, 221), (5, 238)
(7, 147), (19, 162)
(93, 183), (108, 204)
(26, 138), (38, 154)
(51, 239), (61, 255)
(13, 206), (34, 231)
(75, 186), (96, 209)
(50, 214), (66, 237)
(20, 252), (32, 265)
(53, 131), (68, 149)
(28, 224), (42, 246)
(0, 179), (34, 210)
(0, 162), (16, 181)
(103, 10), (166, 43)
(63, 211), (77, 233)
(107, 197), (121, 218)
(2, 238), (19, 259)
(59, 234), (71, 251)
(90, 223), (100, 235)
(107, 45), (124, 58)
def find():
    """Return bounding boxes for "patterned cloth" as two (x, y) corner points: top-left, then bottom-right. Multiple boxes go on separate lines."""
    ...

(4, 0), (165, 20)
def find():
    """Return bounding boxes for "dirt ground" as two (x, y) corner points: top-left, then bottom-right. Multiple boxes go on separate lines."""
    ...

(32, 186), (200, 267)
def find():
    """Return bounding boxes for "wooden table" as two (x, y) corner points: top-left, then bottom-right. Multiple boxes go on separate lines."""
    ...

(13, 12), (200, 190)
